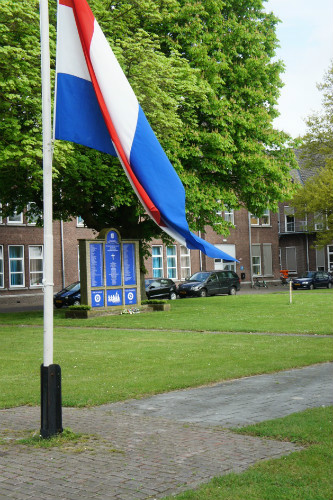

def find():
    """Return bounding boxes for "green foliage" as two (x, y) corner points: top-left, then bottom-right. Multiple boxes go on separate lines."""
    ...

(292, 62), (333, 247)
(0, 0), (298, 237)
(141, 299), (168, 304)
(68, 304), (91, 311)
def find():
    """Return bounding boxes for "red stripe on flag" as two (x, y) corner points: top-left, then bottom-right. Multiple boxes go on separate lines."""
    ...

(59, 0), (73, 6)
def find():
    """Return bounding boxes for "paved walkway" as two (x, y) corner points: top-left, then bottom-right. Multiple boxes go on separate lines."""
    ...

(1, 362), (332, 500)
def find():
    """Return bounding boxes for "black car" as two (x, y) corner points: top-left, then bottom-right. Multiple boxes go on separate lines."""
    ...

(54, 281), (81, 308)
(145, 278), (177, 300)
(178, 270), (240, 298)
(292, 271), (331, 290)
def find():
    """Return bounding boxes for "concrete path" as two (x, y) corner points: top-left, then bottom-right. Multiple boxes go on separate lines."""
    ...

(1, 362), (332, 500)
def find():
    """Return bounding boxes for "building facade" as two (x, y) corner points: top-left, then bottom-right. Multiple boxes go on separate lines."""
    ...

(0, 211), (95, 306)
(144, 208), (281, 286)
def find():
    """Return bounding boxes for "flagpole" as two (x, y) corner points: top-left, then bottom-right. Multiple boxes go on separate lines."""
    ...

(39, 0), (62, 438)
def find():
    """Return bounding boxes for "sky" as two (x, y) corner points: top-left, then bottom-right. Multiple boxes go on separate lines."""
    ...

(265, 0), (333, 138)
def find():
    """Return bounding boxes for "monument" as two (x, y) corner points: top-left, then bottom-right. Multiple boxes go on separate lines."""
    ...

(79, 229), (141, 311)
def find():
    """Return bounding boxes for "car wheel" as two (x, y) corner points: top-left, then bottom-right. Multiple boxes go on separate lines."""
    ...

(309, 284), (314, 290)
(73, 299), (81, 306)
(169, 291), (177, 300)
(199, 288), (207, 297)
(229, 286), (237, 296)
(55, 304), (62, 309)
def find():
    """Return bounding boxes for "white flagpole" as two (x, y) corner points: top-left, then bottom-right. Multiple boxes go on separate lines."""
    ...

(40, 0), (53, 367)
(39, 0), (62, 438)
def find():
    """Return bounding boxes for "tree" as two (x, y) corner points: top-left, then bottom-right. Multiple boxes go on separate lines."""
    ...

(291, 62), (333, 247)
(0, 0), (298, 245)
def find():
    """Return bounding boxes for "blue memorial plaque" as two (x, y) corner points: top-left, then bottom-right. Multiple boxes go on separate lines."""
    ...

(106, 230), (119, 243)
(90, 243), (104, 287)
(105, 238), (122, 287)
(123, 243), (136, 286)
(125, 288), (137, 305)
(106, 289), (123, 307)
(91, 289), (104, 308)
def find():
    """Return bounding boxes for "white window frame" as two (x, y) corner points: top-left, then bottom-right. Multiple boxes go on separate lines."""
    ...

(29, 245), (43, 287)
(180, 245), (191, 280)
(327, 245), (333, 272)
(26, 203), (38, 225)
(250, 213), (259, 226)
(224, 208), (234, 224)
(214, 244), (236, 272)
(166, 245), (177, 279)
(284, 207), (295, 232)
(77, 216), (85, 227)
(252, 256), (261, 276)
(0, 245), (4, 288)
(152, 245), (163, 278)
(261, 209), (270, 226)
(8, 245), (25, 287)
(7, 211), (23, 224)
(314, 212), (324, 231)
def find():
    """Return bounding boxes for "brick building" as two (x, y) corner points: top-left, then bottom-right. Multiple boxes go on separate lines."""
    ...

(278, 163), (333, 277)
(144, 208), (281, 286)
(0, 211), (95, 306)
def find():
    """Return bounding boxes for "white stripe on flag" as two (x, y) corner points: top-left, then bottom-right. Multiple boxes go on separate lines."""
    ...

(90, 22), (139, 161)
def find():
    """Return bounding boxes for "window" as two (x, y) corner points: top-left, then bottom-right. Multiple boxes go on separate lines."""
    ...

(285, 247), (297, 273)
(328, 245), (333, 272)
(214, 244), (236, 272)
(29, 246), (43, 286)
(152, 245), (163, 278)
(77, 216), (85, 227)
(262, 209), (270, 226)
(9, 245), (24, 287)
(224, 209), (234, 224)
(284, 207), (295, 232)
(314, 212), (324, 231)
(180, 245), (191, 280)
(166, 245), (177, 279)
(7, 211), (23, 224)
(0, 246), (3, 288)
(250, 213), (259, 226)
(26, 203), (38, 225)
(262, 244), (273, 276)
(252, 244), (261, 275)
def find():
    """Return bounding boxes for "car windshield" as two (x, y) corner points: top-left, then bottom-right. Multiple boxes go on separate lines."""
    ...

(299, 272), (315, 279)
(64, 282), (80, 292)
(188, 272), (210, 282)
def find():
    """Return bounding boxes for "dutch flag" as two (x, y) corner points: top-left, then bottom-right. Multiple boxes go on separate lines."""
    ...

(54, 0), (237, 262)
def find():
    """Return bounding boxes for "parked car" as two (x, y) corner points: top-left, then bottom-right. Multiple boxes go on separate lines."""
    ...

(292, 271), (331, 290)
(145, 278), (177, 300)
(178, 270), (240, 298)
(54, 281), (81, 308)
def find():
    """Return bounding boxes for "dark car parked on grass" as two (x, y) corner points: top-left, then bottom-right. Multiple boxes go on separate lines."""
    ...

(54, 281), (81, 308)
(178, 270), (240, 298)
(145, 278), (177, 300)
(292, 271), (331, 290)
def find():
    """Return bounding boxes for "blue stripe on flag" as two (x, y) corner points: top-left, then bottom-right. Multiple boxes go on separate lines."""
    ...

(55, 73), (116, 156)
(130, 106), (187, 229)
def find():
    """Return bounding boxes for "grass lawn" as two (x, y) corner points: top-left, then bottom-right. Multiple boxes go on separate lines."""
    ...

(1, 291), (333, 334)
(165, 406), (333, 500)
(0, 325), (332, 408)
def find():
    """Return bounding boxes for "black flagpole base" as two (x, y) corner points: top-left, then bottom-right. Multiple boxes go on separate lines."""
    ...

(40, 364), (63, 438)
